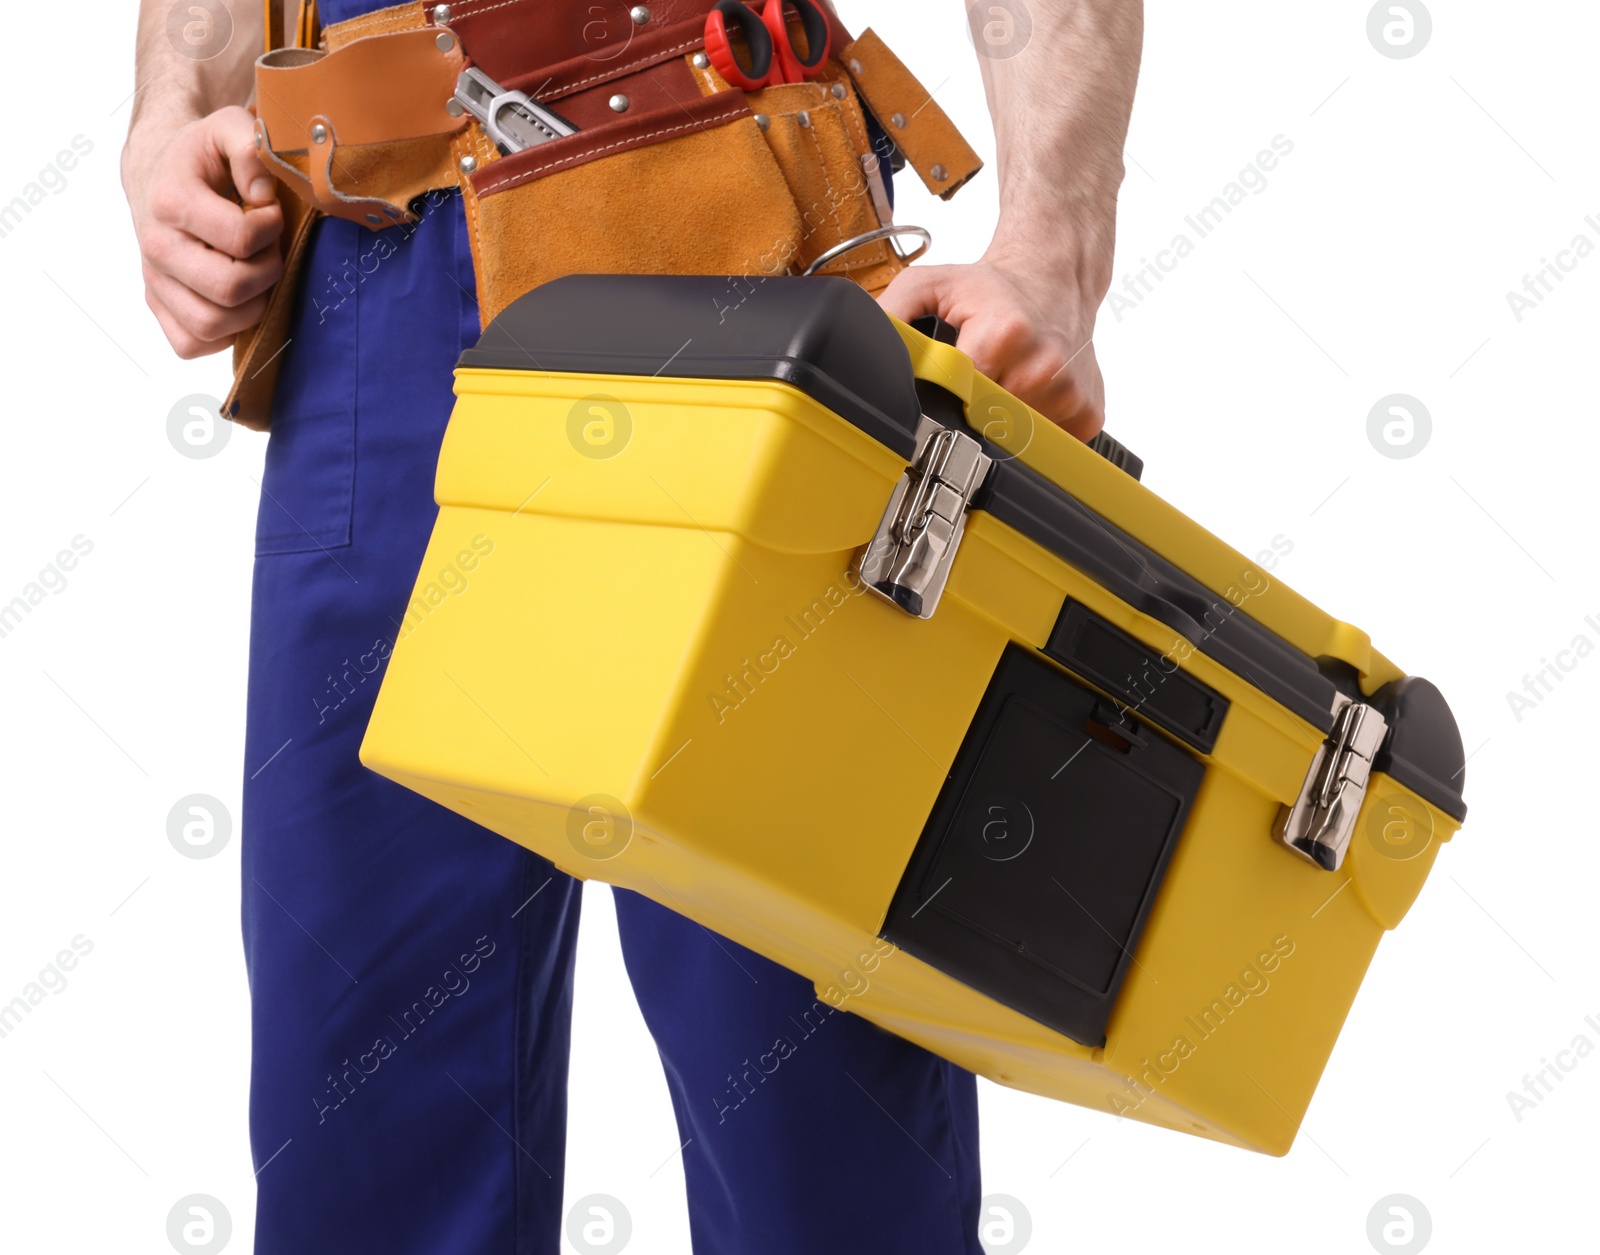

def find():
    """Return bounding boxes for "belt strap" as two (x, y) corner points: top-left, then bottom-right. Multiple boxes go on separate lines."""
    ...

(841, 29), (982, 201)
(250, 0), (981, 228)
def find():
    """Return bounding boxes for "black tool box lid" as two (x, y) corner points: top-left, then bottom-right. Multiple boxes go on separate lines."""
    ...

(463, 275), (1467, 822)
(462, 274), (927, 459)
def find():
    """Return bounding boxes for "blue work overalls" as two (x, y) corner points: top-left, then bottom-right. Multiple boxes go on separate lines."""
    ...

(240, 5), (981, 1251)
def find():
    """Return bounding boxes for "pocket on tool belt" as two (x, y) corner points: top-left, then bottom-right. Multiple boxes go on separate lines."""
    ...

(462, 92), (803, 327)
(747, 79), (900, 287)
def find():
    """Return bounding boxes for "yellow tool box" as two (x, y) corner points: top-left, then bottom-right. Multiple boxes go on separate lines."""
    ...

(361, 275), (1467, 1155)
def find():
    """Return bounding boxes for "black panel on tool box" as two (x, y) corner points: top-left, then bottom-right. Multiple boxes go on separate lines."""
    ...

(1044, 599), (1229, 754)
(884, 645), (1203, 1047)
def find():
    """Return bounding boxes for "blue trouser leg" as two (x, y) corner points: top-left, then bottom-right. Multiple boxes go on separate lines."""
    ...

(615, 892), (982, 1254)
(243, 191), (980, 1254)
(244, 198), (581, 1253)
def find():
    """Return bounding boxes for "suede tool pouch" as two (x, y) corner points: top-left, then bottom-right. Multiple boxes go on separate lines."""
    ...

(224, 185), (317, 432)
(463, 90), (803, 327)
(743, 78), (904, 292)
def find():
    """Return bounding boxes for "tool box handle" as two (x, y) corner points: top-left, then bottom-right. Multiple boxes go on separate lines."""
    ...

(907, 314), (1143, 481)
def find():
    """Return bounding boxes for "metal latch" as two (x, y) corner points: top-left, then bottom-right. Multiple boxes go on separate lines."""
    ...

(857, 415), (991, 619)
(1275, 696), (1389, 871)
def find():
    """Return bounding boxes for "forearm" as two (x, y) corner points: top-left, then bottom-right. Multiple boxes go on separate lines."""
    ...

(974, 0), (1143, 293)
(125, 0), (261, 171)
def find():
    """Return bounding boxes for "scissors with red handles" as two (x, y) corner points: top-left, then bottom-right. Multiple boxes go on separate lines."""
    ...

(703, 0), (833, 90)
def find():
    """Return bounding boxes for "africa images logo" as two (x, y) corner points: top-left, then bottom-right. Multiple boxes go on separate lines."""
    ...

(0, 135), (93, 242)
(705, 568), (871, 722)
(1108, 935), (1295, 1118)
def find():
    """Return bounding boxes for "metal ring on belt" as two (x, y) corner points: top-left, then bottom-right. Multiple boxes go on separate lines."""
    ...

(801, 224), (932, 275)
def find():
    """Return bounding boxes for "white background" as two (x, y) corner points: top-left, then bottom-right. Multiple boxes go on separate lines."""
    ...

(0, 1), (1594, 1251)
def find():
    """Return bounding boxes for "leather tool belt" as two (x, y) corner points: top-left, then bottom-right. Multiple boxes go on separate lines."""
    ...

(228, 0), (983, 430)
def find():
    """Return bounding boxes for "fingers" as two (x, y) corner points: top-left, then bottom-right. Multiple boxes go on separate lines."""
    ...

(1021, 344), (1105, 443)
(961, 314), (1104, 436)
(144, 259), (268, 358)
(177, 193), (284, 261)
(141, 219), (283, 308)
(163, 174), (283, 259)
(877, 264), (954, 324)
(880, 261), (1108, 440)
(133, 109), (287, 358)
(143, 284), (239, 361)
(1026, 349), (1105, 442)
(138, 215), (279, 355)
(213, 105), (280, 208)
(160, 108), (283, 257)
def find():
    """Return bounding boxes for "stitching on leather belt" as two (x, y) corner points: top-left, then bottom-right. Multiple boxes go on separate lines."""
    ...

(450, 0), (532, 20)
(326, 3), (422, 42)
(476, 99), (748, 195)
(327, 12), (391, 39)
(525, 33), (705, 98)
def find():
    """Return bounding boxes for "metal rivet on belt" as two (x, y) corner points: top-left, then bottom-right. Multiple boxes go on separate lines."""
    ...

(365, 212), (381, 224)
(432, 3), (451, 22)
(797, 110), (811, 129)
(931, 164), (948, 182)
(890, 112), (906, 129)
(609, 94), (630, 112)
(446, 98), (465, 117)
(831, 82), (846, 99)
(630, 5), (650, 23)
(848, 58), (863, 75)
(435, 31), (455, 52)
(310, 123), (328, 144)
(254, 130), (264, 149)
(692, 51), (709, 69)
(753, 113), (769, 130)
(459, 154), (477, 174)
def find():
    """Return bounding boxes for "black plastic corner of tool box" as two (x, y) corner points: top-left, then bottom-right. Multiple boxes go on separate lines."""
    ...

(1371, 676), (1469, 822)
(459, 274), (925, 458)
(1085, 431), (1145, 482)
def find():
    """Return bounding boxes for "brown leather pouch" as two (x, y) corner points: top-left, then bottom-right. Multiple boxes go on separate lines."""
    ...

(223, 182), (317, 431)
(225, 4), (981, 427)
(463, 25), (928, 324)
(743, 75), (902, 292)
(463, 56), (812, 325)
